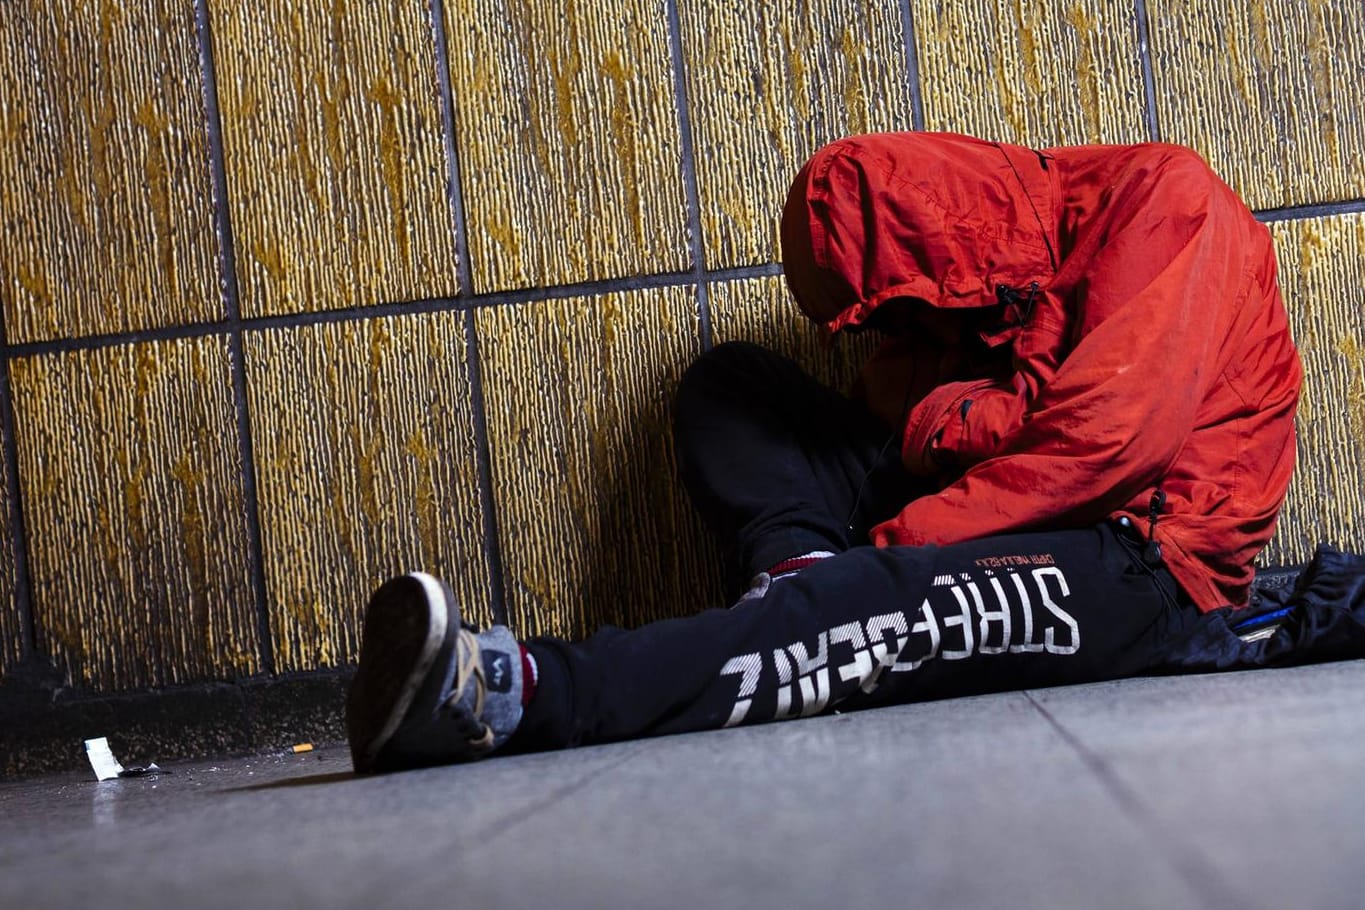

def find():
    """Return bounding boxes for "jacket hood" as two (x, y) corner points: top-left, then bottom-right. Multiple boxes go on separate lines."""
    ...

(781, 132), (1057, 332)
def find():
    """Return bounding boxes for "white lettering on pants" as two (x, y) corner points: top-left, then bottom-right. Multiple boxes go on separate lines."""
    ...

(717, 567), (1083, 726)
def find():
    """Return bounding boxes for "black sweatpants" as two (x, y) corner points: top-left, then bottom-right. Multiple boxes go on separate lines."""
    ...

(513, 343), (1202, 750)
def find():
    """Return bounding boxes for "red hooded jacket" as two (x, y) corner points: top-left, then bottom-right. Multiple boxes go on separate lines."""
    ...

(781, 133), (1302, 612)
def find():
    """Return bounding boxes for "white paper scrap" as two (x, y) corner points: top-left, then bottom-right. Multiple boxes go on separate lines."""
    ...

(85, 737), (125, 782)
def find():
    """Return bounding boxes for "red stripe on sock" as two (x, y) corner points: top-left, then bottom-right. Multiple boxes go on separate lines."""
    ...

(519, 644), (538, 707)
(766, 555), (829, 575)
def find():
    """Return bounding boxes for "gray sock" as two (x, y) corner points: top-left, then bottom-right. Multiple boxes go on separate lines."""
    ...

(466, 625), (524, 749)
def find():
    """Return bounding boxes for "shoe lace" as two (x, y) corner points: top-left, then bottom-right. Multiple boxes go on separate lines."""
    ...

(446, 628), (495, 750)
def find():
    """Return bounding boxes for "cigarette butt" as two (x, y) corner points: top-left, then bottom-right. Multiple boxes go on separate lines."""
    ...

(292, 743), (314, 754)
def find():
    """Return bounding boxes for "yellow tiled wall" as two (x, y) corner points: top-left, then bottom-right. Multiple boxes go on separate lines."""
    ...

(1149, 0), (1365, 209)
(0, 1), (222, 343)
(681, 1), (916, 266)
(1263, 214), (1365, 566)
(913, 0), (1148, 144)
(0, 0), (1362, 694)
(0, 446), (15, 678)
(214, 1), (461, 315)
(243, 312), (492, 672)
(477, 288), (715, 638)
(447, 0), (691, 291)
(10, 337), (258, 690)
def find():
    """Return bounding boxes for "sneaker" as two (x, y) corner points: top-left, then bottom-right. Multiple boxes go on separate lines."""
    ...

(347, 572), (523, 774)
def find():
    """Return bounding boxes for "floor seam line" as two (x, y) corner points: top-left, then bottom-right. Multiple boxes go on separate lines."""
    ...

(1022, 690), (1243, 910)
(459, 744), (649, 856)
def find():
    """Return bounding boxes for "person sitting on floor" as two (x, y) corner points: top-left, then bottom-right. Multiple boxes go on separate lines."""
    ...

(345, 132), (1302, 774)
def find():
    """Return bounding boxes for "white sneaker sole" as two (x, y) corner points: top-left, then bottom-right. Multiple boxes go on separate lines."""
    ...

(358, 572), (450, 770)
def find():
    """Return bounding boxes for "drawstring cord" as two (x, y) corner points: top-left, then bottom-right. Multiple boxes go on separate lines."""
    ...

(1144, 488), (1167, 565)
(996, 281), (1041, 326)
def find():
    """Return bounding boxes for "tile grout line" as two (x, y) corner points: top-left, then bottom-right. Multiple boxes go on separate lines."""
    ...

(1023, 691), (1247, 910)
(428, 0), (474, 297)
(5, 181), (1362, 360)
(664, 0), (713, 350)
(0, 312), (36, 665)
(898, 0), (927, 131)
(428, 0), (507, 624)
(1257, 198), (1365, 223)
(1, 267), (796, 361)
(460, 313), (509, 626)
(1134, 0), (1162, 142)
(196, 0), (275, 675)
(4, 277), (701, 360)
(9, 179), (1365, 365)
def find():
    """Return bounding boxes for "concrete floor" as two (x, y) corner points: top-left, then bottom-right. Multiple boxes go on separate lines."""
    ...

(3, 661), (1364, 910)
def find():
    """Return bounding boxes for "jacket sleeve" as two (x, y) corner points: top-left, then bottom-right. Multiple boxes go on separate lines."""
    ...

(856, 335), (975, 437)
(873, 165), (1250, 547)
(898, 319), (1062, 478)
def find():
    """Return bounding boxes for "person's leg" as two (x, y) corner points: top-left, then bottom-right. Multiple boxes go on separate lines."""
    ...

(509, 521), (1200, 750)
(673, 340), (920, 593)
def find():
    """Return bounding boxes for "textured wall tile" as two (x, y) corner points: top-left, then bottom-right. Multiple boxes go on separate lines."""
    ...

(477, 290), (724, 639)
(0, 1), (221, 343)
(0, 425), (17, 678)
(10, 338), (258, 691)
(1149, 0), (1365, 210)
(445, 0), (689, 292)
(913, 0), (1147, 146)
(709, 275), (877, 395)
(680, 0), (915, 268)
(245, 313), (489, 672)
(212, 1), (458, 316)
(1262, 215), (1365, 568)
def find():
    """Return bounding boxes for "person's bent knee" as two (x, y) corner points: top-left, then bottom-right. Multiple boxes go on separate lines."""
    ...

(673, 341), (802, 437)
(679, 341), (777, 392)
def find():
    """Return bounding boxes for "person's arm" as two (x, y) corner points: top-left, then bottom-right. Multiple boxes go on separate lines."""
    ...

(896, 308), (1064, 479)
(874, 167), (1248, 546)
(854, 334), (970, 437)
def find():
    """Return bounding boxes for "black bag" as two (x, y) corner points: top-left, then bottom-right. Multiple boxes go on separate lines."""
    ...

(1154, 545), (1365, 672)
